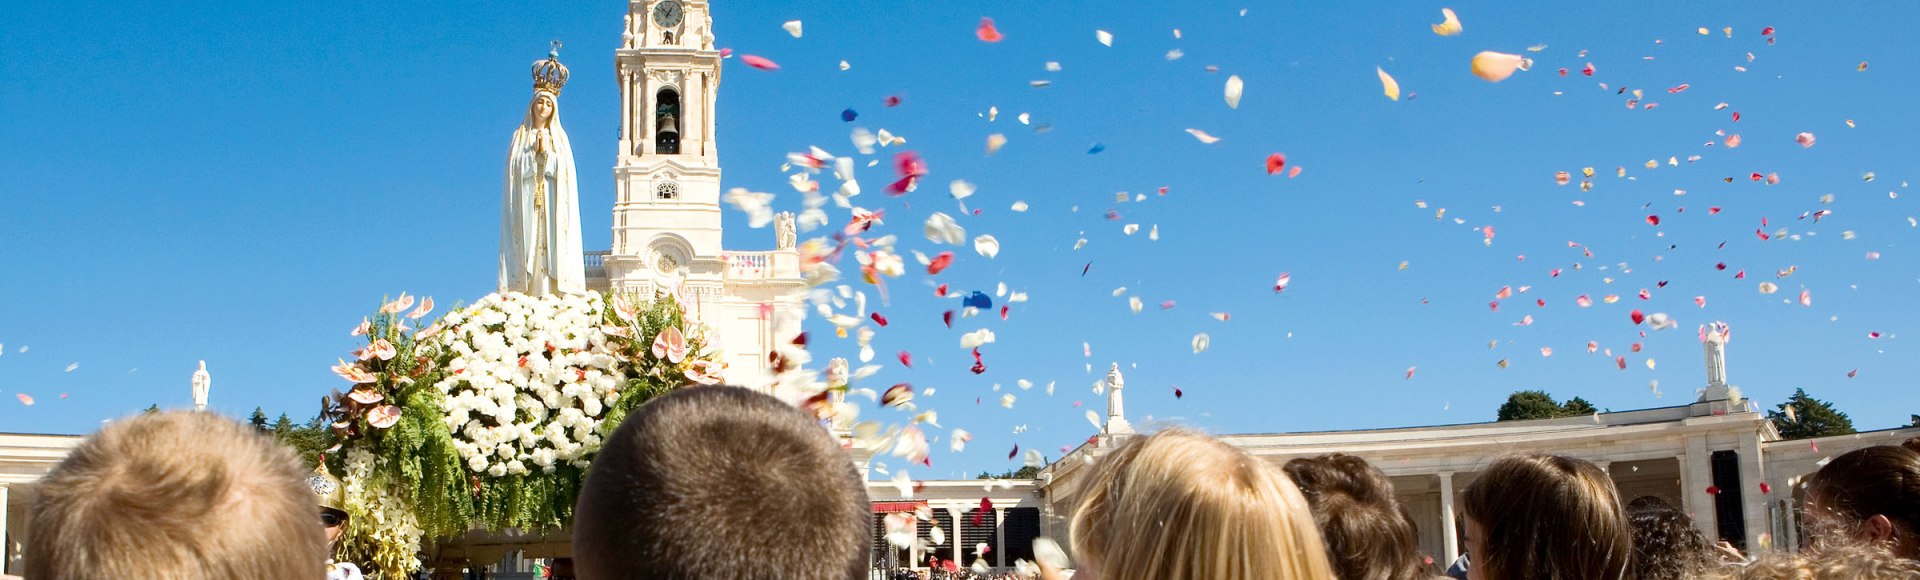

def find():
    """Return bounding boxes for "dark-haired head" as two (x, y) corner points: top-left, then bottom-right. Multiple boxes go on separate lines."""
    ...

(1461, 454), (1630, 580)
(573, 385), (871, 580)
(1283, 453), (1427, 580)
(1626, 495), (1716, 580)
(1804, 438), (1920, 559)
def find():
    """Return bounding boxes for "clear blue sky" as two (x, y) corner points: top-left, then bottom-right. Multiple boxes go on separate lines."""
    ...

(3, 1), (1916, 478)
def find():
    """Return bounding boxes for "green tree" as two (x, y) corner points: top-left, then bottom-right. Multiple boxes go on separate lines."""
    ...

(248, 407), (270, 431)
(141, 404), (160, 415)
(270, 413), (334, 470)
(1767, 388), (1857, 440)
(1910, 414), (1918, 428)
(978, 464), (1044, 480)
(1496, 390), (1599, 421)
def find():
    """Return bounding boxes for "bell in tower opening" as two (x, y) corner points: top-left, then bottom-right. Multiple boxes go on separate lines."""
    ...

(655, 89), (681, 155)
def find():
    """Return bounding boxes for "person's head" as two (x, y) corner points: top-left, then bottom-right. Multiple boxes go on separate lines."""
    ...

(1460, 454), (1630, 580)
(1625, 495), (1715, 580)
(573, 385), (870, 580)
(1706, 541), (1920, 579)
(530, 92), (556, 127)
(304, 465), (349, 545)
(1283, 453), (1426, 580)
(26, 411), (326, 579)
(1070, 428), (1334, 580)
(1803, 438), (1920, 558)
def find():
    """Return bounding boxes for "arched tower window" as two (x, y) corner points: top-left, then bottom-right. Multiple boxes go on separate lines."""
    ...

(655, 89), (681, 155)
(656, 181), (679, 200)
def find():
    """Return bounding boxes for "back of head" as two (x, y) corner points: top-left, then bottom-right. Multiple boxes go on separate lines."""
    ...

(27, 410), (325, 580)
(1070, 428), (1334, 580)
(1283, 453), (1425, 580)
(1461, 454), (1630, 580)
(573, 385), (870, 580)
(1625, 496), (1715, 580)
(1707, 541), (1920, 580)
(1805, 439), (1920, 555)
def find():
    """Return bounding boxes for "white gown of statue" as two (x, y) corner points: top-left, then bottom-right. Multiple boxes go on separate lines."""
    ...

(500, 90), (586, 296)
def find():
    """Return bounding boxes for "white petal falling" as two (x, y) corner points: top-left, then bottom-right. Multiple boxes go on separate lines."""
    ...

(973, 235), (1000, 258)
(1225, 75), (1244, 109)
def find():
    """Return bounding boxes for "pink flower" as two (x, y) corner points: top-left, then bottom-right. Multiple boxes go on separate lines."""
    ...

(367, 405), (402, 429)
(350, 318), (371, 336)
(684, 359), (723, 385)
(332, 359), (377, 384)
(652, 326), (689, 364)
(347, 386), (385, 405)
(380, 293), (415, 315)
(406, 296), (436, 320)
(369, 339), (397, 361)
(415, 323), (444, 341)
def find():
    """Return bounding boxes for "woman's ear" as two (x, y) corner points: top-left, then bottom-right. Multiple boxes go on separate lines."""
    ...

(1865, 514), (1897, 543)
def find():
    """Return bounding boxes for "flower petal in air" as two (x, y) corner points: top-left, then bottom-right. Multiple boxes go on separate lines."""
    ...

(1471, 51), (1530, 82)
(1377, 67), (1401, 101)
(1431, 8), (1463, 36)
(1224, 75), (1244, 109)
(976, 18), (1004, 42)
(740, 54), (780, 71)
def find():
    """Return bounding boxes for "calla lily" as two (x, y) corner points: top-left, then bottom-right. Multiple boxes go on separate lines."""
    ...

(366, 405), (402, 429)
(652, 326), (689, 364)
(350, 318), (372, 336)
(415, 322), (444, 341)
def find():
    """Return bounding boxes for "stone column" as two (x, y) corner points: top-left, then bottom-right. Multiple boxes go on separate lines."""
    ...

(618, 69), (632, 157)
(1, 484), (9, 575)
(1738, 433), (1768, 550)
(994, 507), (1007, 568)
(1684, 437), (1718, 541)
(1438, 472), (1459, 564)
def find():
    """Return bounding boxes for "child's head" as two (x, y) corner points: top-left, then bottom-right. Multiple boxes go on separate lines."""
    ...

(572, 386), (871, 580)
(27, 411), (326, 580)
(1461, 454), (1630, 580)
(1804, 438), (1920, 558)
(1283, 453), (1427, 580)
(1625, 495), (1715, 580)
(1070, 428), (1334, 580)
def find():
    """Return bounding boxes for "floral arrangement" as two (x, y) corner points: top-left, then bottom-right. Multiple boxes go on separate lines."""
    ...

(319, 290), (719, 579)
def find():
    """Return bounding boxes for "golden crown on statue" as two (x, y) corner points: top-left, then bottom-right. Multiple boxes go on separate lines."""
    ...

(532, 40), (570, 95)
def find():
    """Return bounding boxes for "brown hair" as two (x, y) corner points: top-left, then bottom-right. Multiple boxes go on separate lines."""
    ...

(1283, 453), (1426, 580)
(1701, 541), (1920, 579)
(1625, 495), (1717, 580)
(1461, 454), (1631, 580)
(1804, 438), (1920, 558)
(1070, 428), (1335, 580)
(572, 385), (870, 580)
(26, 411), (326, 580)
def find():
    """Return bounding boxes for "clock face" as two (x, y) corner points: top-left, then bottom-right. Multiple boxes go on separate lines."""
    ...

(652, 1), (683, 27)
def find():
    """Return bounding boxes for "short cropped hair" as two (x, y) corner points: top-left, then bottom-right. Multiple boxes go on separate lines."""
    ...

(1071, 428), (1334, 580)
(1462, 454), (1630, 580)
(27, 411), (326, 580)
(1284, 453), (1427, 580)
(573, 385), (870, 580)
(1626, 496), (1716, 580)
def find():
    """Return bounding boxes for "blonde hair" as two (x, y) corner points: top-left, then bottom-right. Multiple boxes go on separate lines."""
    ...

(1070, 428), (1335, 580)
(26, 411), (327, 580)
(1701, 542), (1920, 579)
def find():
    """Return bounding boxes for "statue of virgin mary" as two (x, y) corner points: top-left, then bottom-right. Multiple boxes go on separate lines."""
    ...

(500, 44), (586, 296)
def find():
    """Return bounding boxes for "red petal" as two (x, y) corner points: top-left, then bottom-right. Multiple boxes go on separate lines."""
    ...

(928, 252), (955, 275)
(935, 284), (949, 297)
(1173, 386), (1183, 399)
(898, 351), (913, 368)
(871, 312), (890, 327)
(942, 311), (954, 328)
(1630, 310), (1646, 325)
(975, 18), (1004, 42)
(1265, 153), (1287, 175)
(1000, 305), (1010, 320)
(1646, 215), (1660, 226)
(739, 54), (780, 71)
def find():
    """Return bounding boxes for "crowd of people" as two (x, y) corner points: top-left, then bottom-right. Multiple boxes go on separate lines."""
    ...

(14, 385), (1920, 579)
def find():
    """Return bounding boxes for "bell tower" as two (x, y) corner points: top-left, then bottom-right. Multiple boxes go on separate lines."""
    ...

(608, 0), (723, 296)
